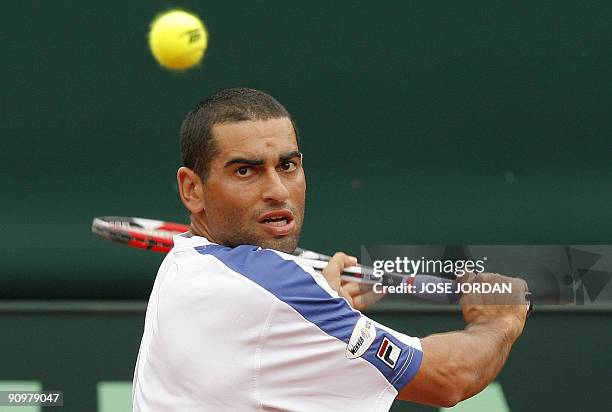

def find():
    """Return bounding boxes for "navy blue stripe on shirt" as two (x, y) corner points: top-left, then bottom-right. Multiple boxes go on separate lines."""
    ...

(195, 244), (422, 390)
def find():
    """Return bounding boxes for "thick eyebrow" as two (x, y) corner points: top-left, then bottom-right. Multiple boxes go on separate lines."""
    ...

(279, 151), (303, 163)
(224, 151), (303, 168)
(224, 157), (265, 167)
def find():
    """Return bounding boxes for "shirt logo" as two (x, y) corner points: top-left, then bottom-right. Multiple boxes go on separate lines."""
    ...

(376, 337), (402, 369)
(345, 317), (377, 359)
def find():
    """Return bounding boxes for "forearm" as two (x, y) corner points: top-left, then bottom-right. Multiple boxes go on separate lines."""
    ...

(453, 316), (521, 398)
(398, 315), (523, 407)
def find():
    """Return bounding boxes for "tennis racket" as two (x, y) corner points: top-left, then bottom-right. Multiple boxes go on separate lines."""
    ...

(91, 215), (534, 313)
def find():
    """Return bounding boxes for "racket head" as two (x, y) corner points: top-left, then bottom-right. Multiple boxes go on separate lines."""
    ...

(92, 216), (189, 253)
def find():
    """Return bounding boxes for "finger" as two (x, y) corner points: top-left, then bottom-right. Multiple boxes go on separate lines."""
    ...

(342, 281), (372, 296)
(457, 270), (478, 284)
(351, 289), (385, 310)
(350, 295), (369, 311)
(338, 286), (354, 307)
(323, 252), (349, 276)
(323, 253), (357, 277)
(344, 255), (358, 267)
(323, 252), (357, 293)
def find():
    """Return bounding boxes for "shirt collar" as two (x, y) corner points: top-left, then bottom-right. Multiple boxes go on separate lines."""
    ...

(172, 231), (214, 251)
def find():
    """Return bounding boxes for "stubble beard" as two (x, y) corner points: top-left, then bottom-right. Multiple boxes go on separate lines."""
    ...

(214, 209), (304, 254)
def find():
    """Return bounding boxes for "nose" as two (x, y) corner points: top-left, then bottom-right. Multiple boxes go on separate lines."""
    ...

(261, 170), (290, 203)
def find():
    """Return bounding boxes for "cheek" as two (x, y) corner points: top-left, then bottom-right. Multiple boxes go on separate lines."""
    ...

(212, 192), (257, 223)
(293, 179), (306, 203)
(212, 195), (247, 215)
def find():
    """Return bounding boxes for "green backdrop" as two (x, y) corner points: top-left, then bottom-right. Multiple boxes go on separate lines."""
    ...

(1, 2), (611, 410)
(2, 0), (610, 299)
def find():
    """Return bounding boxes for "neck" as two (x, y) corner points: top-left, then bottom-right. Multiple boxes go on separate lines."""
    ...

(189, 213), (215, 242)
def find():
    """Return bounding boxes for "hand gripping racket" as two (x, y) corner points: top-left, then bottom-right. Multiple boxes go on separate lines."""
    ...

(92, 216), (533, 313)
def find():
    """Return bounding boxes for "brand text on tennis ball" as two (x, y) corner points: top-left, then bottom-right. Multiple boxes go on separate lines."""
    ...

(148, 10), (208, 70)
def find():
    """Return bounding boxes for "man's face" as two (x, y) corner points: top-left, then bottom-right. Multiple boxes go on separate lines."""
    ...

(200, 117), (306, 253)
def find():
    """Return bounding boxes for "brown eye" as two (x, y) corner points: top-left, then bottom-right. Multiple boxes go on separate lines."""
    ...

(279, 161), (297, 172)
(236, 167), (252, 176)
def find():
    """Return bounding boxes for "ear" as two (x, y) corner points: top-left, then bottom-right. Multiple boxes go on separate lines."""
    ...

(177, 167), (205, 214)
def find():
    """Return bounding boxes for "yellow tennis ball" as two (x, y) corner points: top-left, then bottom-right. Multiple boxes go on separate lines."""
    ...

(148, 10), (208, 70)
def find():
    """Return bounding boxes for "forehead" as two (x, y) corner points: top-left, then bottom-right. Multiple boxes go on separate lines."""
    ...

(211, 117), (297, 160)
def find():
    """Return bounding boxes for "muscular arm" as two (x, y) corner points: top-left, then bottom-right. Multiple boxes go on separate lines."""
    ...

(398, 314), (523, 407)
(399, 272), (529, 407)
(322, 254), (529, 408)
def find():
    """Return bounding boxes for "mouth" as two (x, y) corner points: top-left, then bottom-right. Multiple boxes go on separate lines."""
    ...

(257, 209), (296, 236)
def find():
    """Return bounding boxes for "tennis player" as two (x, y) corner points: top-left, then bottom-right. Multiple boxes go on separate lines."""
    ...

(133, 88), (530, 411)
